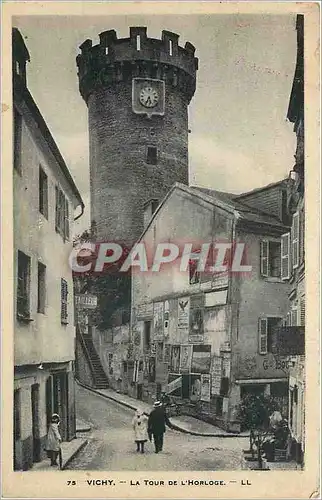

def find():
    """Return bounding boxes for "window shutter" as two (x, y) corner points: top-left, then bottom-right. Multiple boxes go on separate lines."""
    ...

(64, 197), (69, 240)
(299, 206), (305, 265)
(55, 186), (59, 231)
(281, 233), (290, 280)
(292, 212), (300, 269)
(61, 278), (68, 323)
(260, 240), (269, 277)
(286, 312), (291, 326)
(291, 307), (298, 327)
(300, 297), (305, 326)
(258, 318), (268, 354)
(59, 190), (65, 235)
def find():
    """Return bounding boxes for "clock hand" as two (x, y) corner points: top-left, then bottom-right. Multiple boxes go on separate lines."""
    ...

(146, 96), (152, 106)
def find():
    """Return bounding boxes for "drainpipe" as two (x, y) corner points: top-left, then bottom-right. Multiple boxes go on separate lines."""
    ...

(74, 202), (85, 221)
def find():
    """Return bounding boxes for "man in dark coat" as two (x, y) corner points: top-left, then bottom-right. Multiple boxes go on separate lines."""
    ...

(148, 401), (173, 453)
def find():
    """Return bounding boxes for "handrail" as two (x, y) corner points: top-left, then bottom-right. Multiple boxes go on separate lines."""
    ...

(76, 323), (99, 384)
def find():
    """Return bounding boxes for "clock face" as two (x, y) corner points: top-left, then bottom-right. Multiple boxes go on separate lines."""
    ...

(139, 86), (159, 108)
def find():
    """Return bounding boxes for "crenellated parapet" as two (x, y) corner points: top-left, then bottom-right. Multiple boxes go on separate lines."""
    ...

(76, 27), (198, 104)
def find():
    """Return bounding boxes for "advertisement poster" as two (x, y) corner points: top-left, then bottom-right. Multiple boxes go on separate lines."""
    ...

(189, 295), (204, 342)
(179, 344), (193, 372)
(153, 301), (164, 340)
(211, 355), (222, 395)
(170, 345), (181, 373)
(200, 373), (211, 402)
(191, 344), (211, 373)
(164, 300), (170, 337)
(177, 297), (190, 329)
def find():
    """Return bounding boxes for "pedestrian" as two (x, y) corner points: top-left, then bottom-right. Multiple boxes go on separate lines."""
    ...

(148, 401), (173, 454)
(44, 413), (62, 467)
(132, 409), (149, 454)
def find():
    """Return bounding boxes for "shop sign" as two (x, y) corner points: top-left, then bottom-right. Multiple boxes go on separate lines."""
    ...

(153, 302), (164, 340)
(211, 356), (222, 395)
(200, 374), (211, 402)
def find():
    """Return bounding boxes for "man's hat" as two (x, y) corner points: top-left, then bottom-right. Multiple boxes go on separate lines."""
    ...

(153, 401), (162, 407)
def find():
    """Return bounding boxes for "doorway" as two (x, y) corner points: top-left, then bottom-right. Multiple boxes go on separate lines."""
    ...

(31, 384), (41, 463)
(53, 372), (67, 441)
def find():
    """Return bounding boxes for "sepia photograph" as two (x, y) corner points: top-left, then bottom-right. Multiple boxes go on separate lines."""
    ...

(1, 1), (320, 498)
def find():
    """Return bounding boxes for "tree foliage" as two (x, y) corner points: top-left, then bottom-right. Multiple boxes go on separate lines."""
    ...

(73, 225), (131, 329)
(238, 393), (279, 431)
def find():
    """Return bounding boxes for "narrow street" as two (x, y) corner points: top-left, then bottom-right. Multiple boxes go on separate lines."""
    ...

(66, 385), (245, 471)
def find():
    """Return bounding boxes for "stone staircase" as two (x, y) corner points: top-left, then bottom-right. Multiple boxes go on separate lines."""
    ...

(80, 332), (109, 389)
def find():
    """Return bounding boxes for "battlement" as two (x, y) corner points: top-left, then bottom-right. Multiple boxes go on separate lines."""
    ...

(77, 27), (198, 103)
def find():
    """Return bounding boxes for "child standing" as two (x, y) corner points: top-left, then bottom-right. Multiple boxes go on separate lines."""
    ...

(132, 409), (149, 453)
(45, 413), (62, 467)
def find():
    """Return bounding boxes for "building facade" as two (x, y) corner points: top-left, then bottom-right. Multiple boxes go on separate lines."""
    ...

(13, 28), (84, 470)
(273, 14), (305, 464)
(107, 181), (292, 431)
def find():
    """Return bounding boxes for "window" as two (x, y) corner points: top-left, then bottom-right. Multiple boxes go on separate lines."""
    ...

(14, 390), (21, 441)
(39, 166), (48, 218)
(37, 262), (46, 313)
(17, 250), (30, 318)
(136, 35), (141, 51)
(55, 186), (69, 240)
(281, 233), (291, 280)
(147, 146), (157, 165)
(13, 108), (22, 172)
(260, 240), (281, 278)
(144, 321), (151, 349)
(291, 212), (300, 269)
(61, 278), (68, 324)
(258, 316), (282, 354)
(169, 39), (173, 56)
(105, 46), (109, 55)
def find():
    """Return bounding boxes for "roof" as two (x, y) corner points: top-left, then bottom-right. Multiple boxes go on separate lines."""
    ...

(190, 186), (287, 228)
(137, 182), (288, 243)
(233, 178), (289, 200)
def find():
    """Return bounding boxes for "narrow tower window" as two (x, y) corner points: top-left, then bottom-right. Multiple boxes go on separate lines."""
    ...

(147, 146), (157, 165)
(169, 40), (173, 56)
(136, 35), (141, 51)
(105, 46), (109, 55)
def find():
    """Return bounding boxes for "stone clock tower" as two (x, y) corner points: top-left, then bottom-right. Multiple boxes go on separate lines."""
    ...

(77, 27), (198, 243)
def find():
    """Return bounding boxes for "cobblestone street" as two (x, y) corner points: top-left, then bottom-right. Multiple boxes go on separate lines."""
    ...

(66, 385), (245, 471)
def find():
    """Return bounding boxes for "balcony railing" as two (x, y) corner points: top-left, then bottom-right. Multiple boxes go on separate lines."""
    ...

(271, 326), (305, 356)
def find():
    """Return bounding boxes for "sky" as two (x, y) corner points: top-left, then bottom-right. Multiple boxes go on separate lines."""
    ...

(13, 13), (298, 234)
